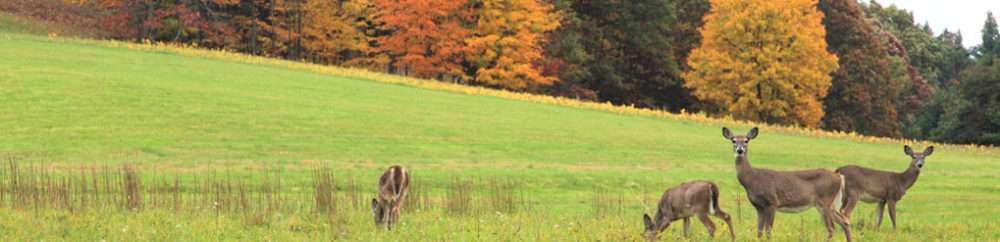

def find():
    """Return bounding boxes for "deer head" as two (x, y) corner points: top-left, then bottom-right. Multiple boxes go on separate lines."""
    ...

(904, 145), (934, 169)
(642, 213), (657, 241)
(722, 127), (758, 157)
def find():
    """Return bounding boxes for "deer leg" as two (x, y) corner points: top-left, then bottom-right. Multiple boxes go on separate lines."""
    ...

(875, 200), (886, 230)
(840, 191), (859, 220)
(713, 209), (735, 242)
(683, 217), (691, 237)
(819, 208), (835, 242)
(887, 200), (898, 230)
(754, 207), (766, 239)
(697, 213), (716, 238)
(832, 210), (854, 242)
(763, 207), (776, 239)
(392, 208), (401, 228)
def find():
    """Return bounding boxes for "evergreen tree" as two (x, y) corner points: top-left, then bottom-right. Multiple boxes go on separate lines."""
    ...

(979, 11), (999, 59)
(571, 0), (686, 110)
(931, 12), (1000, 145)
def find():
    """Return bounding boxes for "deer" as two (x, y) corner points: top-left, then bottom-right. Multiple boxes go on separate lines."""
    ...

(836, 145), (933, 230)
(371, 165), (410, 230)
(722, 127), (852, 242)
(642, 180), (735, 242)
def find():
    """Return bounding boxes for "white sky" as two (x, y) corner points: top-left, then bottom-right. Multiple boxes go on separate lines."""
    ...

(874, 0), (1000, 48)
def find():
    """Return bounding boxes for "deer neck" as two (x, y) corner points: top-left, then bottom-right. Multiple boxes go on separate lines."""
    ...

(735, 155), (753, 175)
(899, 166), (921, 189)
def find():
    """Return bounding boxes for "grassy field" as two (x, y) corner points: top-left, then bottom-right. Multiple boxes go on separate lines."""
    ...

(0, 32), (998, 241)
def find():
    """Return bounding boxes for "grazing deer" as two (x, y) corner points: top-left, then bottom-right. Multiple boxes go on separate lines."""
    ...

(372, 165), (410, 230)
(642, 180), (735, 242)
(722, 127), (852, 242)
(836, 145), (933, 230)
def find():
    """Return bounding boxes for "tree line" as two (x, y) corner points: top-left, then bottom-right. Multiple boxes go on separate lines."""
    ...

(74, 0), (1000, 145)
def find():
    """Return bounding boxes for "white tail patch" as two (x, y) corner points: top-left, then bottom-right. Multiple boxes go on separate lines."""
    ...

(833, 174), (845, 210)
(709, 188), (717, 214)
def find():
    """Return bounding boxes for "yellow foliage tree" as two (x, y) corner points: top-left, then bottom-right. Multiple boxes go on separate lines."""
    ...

(683, 0), (838, 127)
(465, 0), (560, 90)
(300, 0), (370, 64)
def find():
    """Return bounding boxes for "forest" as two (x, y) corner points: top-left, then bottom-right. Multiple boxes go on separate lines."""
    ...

(16, 0), (1000, 145)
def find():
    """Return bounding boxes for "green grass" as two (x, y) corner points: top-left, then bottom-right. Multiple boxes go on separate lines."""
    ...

(0, 32), (998, 241)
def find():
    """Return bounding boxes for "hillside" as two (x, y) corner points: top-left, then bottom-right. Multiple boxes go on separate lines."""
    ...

(0, 32), (997, 241)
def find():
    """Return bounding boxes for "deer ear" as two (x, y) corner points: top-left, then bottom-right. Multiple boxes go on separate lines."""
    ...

(371, 198), (379, 211)
(747, 127), (759, 139)
(722, 127), (733, 139)
(924, 146), (934, 156)
(643, 214), (654, 230)
(904, 145), (913, 156)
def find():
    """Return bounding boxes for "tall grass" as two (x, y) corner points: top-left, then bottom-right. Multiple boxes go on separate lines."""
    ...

(445, 178), (473, 215)
(591, 187), (625, 218)
(0, 158), (532, 229)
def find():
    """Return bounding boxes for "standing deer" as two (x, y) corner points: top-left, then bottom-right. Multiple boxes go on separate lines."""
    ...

(722, 127), (852, 242)
(836, 145), (933, 230)
(642, 180), (735, 242)
(372, 165), (410, 230)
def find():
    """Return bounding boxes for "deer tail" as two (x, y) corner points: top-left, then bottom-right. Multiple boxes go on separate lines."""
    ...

(709, 182), (721, 215)
(834, 174), (845, 210)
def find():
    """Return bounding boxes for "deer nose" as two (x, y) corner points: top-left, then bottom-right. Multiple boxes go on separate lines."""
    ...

(736, 149), (745, 154)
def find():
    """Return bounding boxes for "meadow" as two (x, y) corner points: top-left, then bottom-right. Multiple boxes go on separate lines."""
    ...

(0, 32), (997, 241)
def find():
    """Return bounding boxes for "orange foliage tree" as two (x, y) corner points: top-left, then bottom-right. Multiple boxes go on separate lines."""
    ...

(465, 0), (560, 90)
(373, 0), (470, 79)
(683, 0), (838, 127)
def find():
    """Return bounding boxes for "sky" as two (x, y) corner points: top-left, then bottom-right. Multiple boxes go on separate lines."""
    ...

(875, 0), (1000, 48)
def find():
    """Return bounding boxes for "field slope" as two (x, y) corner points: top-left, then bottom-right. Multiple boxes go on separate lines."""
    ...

(0, 32), (997, 241)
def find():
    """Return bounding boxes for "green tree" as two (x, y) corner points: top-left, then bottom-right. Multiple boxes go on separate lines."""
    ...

(539, 0), (595, 100)
(558, 0), (702, 110)
(932, 13), (1000, 144)
(672, 0), (711, 75)
(935, 29), (972, 84)
(978, 11), (1000, 59)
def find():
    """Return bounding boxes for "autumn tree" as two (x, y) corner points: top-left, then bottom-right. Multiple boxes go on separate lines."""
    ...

(94, 0), (237, 45)
(863, 3), (934, 88)
(465, 0), (560, 90)
(819, 0), (902, 137)
(97, 0), (148, 39)
(300, 0), (369, 64)
(683, 0), (838, 127)
(863, 2), (946, 138)
(373, 0), (470, 79)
